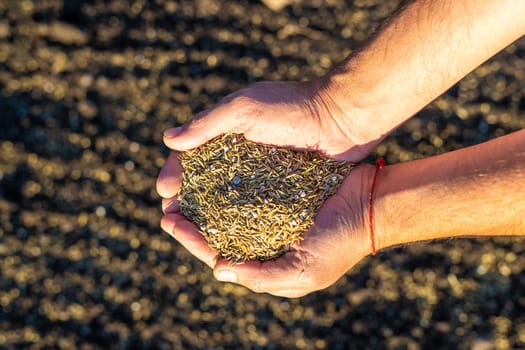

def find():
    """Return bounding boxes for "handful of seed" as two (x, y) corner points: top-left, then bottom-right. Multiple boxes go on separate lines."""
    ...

(178, 133), (355, 262)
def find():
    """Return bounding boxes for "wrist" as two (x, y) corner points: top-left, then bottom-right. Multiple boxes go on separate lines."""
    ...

(314, 62), (405, 155)
(372, 162), (433, 252)
(371, 164), (396, 252)
(337, 162), (377, 258)
(307, 74), (386, 161)
(358, 159), (391, 255)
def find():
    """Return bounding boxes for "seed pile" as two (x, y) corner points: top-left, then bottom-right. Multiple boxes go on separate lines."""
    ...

(179, 133), (355, 262)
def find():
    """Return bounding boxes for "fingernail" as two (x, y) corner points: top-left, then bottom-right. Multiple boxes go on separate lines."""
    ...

(163, 199), (179, 214)
(160, 215), (176, 238)
(164, 126), (183, 138)
(216, 270), (237, 283)
(162, 200), (172, 214)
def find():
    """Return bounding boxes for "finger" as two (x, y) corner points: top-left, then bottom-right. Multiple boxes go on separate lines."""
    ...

(162, 196), (180, 214)
(163, 102), (251, 151)
(160, 213), (217, 268)
(213, 250), (312, 296)
(156, 152), (182, 198)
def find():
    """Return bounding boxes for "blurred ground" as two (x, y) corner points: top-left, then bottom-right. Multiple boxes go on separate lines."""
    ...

(1, 0), (525, 349)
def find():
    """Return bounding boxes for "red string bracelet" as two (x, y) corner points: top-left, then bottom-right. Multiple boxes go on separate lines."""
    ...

(368, 157), (385, 255)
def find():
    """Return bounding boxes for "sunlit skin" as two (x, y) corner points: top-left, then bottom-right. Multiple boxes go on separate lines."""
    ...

(157, 0), (525, 297)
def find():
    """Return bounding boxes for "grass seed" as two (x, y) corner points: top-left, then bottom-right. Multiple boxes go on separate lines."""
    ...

(179, 133), (355, 262)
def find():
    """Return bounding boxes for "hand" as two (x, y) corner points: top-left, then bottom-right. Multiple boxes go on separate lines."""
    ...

(159, 161), (373, 298)
(160, 80), (379, 162)
(156, 79), (378, 297)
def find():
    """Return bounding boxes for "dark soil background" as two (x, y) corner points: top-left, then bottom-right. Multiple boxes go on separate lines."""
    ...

(1, 0), (525, 349)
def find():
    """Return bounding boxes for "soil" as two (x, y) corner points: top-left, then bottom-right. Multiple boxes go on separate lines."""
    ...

(1, 0), (525, 349)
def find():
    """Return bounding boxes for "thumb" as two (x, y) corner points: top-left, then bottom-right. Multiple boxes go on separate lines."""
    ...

(163, 101), (253, 151)
(213, 251), (313, 297)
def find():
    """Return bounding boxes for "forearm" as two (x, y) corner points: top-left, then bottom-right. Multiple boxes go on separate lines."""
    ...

(374, 130), (525, 250)
(322, 0), (525, 144)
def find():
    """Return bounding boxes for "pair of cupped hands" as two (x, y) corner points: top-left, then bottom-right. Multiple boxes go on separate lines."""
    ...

(157, 81), (383, 298)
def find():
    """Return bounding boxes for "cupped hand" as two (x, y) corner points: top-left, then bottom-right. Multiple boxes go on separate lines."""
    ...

(159, 156), (373, 298)
(156, 79), (378, 297)
(161, 80), (377, 163)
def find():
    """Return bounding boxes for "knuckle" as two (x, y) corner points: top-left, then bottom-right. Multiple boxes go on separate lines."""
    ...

(203, 252), (218, 269)
(188, 111), (208, 127)
(231, 94), (257, 109)
(298, 273), (317, 290)
(220, 90), (240, 104)
(246, 279), (268, 294)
